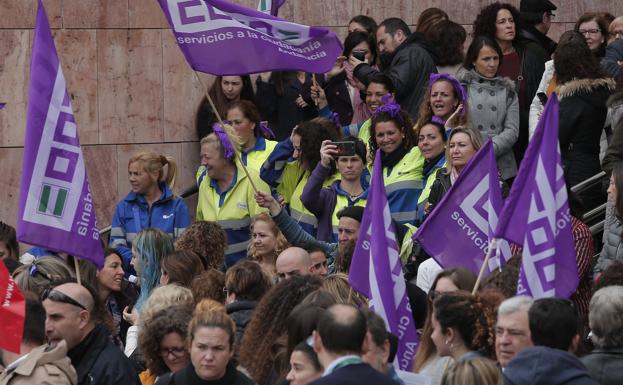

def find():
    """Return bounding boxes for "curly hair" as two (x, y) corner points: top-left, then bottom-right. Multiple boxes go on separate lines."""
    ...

(433, 291), (501, 359)
(191, 269), (226, 304)
(175, 221), (227, 270)
(425, 20), (466, 66)
(139, 305), (193, 376)
(239, 275), (322, 385)
(554, 31), (608, 84)
(248, 213), (289, 262)
(369, 108), (417, 159)
(473, 2), (522, 46)
(296, 117), (342, 172)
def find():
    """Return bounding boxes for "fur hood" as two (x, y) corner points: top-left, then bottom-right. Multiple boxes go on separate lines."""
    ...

(556, 77), (616, 100)
(607, 90), (623, 108)
(459, 69), (517, 94)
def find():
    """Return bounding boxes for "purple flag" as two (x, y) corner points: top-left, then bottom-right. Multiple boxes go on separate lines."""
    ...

(257, 0), (286, 16)
(157, 0), (342, 75)
(0, 103), (5, 109)
(413, 141), (512, 275)
(494, 95), (578, 298)
(349, 150), (418, 371)
(17, 0), (104, 267)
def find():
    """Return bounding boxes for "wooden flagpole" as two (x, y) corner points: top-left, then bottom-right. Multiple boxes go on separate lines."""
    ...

(472, 238), (497, 295)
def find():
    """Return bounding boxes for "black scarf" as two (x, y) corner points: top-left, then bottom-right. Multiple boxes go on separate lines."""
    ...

(423, 153), (444, 177)
(381, 145), (409, 170)
(172, 361), (238, 385)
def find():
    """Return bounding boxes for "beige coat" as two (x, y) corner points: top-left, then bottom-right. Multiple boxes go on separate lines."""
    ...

(0, 340), (77, 385)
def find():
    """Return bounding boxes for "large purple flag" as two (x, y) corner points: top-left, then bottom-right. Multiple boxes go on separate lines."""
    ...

(349, 150), (418, 371)
(157, 0), (342, 75)
(17, 0), (104, 267)
(494, 95), (578, 298)
(413, 140), (512, 275)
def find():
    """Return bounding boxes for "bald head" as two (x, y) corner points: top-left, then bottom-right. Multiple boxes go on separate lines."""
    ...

(276, 247), (311, 281)
(53, 283), (95, 312)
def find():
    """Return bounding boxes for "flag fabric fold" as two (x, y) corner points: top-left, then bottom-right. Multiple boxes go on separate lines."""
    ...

(17, 0), (104, 268)
(0, 261), (25, 354)
(494, 95), (579, 298)
(349, 150), (418, 371)
(413, 140), (512, 275)
(157, 0), (342, 75)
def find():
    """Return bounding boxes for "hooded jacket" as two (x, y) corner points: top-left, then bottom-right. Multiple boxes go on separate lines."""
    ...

(353, 32), (437, 119)
(503, 346), (599, 385)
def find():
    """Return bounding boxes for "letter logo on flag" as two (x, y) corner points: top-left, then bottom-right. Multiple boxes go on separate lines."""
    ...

(17, 0), (104, 267)
(257, 0), (286, 16)
(494, 95), (578, 298)
(157, 0), (342, 75)
(0, 261), (25, 354)
(414, 140), (512, 275)
(349, 150), (418, 371)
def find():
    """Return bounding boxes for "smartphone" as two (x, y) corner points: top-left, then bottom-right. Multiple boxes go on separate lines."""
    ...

(352, 51), (366, 62)
(330, 141), (356, 157)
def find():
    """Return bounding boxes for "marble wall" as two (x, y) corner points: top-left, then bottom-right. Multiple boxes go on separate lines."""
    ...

(0, 0), (621, 236)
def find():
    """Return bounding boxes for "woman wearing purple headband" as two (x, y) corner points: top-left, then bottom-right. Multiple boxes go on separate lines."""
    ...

(196, 123), (271, 267)
(414, 73), (469, 133)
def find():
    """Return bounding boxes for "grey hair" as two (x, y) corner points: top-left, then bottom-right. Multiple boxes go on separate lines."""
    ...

(497, 296), (534, 317)
(589, 286), (623, 349)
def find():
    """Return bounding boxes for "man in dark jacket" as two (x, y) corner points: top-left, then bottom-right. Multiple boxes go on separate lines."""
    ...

(350, 17), (437, 119)
(42, 282), (140, 385)
(519, 0), (558, 58)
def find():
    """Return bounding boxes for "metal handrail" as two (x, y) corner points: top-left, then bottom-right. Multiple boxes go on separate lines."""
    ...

(582, 203), (607, 222)
(571, 171), (606, 194)
(590, 220), (605, 236)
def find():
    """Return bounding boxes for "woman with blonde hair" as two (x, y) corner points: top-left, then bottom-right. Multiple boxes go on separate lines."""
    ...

(110, 151), (190, 271)
(249, 213), (288, 277)
(13, 256), (74, 296)
(321, 273), (368, 308)
(440, 358), (502, 385)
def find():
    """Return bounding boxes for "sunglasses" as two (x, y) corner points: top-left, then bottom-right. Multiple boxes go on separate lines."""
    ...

(41, 287), (88, 311)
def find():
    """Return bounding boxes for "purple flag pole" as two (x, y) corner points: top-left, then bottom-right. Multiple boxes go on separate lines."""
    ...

(349, 150), (418, 371)
(494, 95), (578, 298)
(17, 0), (104, 268)
(156, 0), (342, 75)
(413, 140), (512, 276)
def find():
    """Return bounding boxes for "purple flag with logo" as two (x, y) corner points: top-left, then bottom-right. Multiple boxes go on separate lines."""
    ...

(413, 140), (512, 275)
(257, 0), (286, 16)
(494, 95), (578, 298)
(349, 150), (418, 371)
(157, 0), (342, 75)
(17, 0), (104, 268)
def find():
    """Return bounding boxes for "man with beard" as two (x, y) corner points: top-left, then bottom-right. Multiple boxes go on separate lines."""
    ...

(255, 192), (363, 274)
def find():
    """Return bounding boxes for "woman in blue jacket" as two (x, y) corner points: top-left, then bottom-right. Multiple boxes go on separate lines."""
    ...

(110, 151), (190, 269)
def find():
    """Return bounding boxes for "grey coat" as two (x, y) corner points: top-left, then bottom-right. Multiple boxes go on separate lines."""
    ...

(596, 199), (623, 274)
(460, 69), (519, 180)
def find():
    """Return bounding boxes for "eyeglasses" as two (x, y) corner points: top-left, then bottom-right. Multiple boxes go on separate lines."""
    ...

(41, 288), (88, 311)
(160, 347), (187, 358)
(579, 29), (601, 36)
(612, 30), (623, 38)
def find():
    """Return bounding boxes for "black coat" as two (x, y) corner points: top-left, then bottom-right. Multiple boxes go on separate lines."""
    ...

(308, 363), (399, 385)
(323, 71), (356, 126)
(68, 325), (140, 385)
(226, 300), (257, 361)
(155, 362), (255, 385)
(581, 349), (623, 385)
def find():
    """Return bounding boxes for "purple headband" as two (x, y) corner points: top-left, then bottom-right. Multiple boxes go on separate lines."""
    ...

(428, 73), (467, 111)
(212, 123), (236, 160)
(373, 95), (404, 125)
(258, 121), (275, 139)
(329, 112), (341, 128)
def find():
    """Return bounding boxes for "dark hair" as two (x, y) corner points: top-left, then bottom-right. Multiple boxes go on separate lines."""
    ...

(612, 162), (623, 218)
(595, 261), (623, 291)
(368, 73), (396, 94)
(0, 221), (19, 260)
(225, 260), (271, 301)
(287, 304), (327, 358)
(349, 15), (377, 35)
(481, 255), (521, 298)
(239, 275), (322, 385)
(529, 298), (579, 350)
(336, 205), (364, 223)
(162, 250), (204, 287)
(175, 221), (227, 270)
(379, 17), (411, 38)
(297, 241), (328, 258)
(425, 20), (466, 66)
(363, 309), (388, 348)
(297, 117), (341, 172)
(23, 292), (46, 345)
(369, 108), (417, 155)
(317, 304), (367, 354)
(139, 305), (193, 376)
(433, 291), (499, 359)
(190, 269), (226, 304)
(574, 12), (609, 53)
(416, 8), (448, 33)
(336, 136), (367, 165)
(292, 342), (322, 371)
(464, 36), (503, 71)
(554, 31), (607, 84)
(473, 2), (522, 46)
(227, 99), (268, 139)
(196, 76), (254, 140)
(300, 289), (338, 308)
(343, 31), (378, 65)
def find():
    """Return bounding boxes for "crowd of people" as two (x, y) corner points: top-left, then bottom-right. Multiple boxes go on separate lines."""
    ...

(2, 1), (623, 384)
